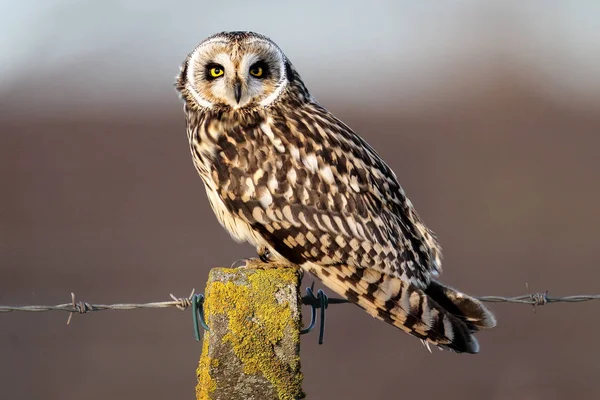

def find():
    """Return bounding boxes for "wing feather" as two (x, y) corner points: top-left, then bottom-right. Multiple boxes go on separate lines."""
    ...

(207, 103), (441, 287)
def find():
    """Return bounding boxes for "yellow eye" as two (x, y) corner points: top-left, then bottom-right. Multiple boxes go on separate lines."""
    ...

(210, 67), (224, 78)
(249, 66), (263, 77)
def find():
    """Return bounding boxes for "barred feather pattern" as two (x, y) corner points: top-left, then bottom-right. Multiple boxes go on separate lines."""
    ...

(177, 31), (495, 353)
(305, 263), (495, 353)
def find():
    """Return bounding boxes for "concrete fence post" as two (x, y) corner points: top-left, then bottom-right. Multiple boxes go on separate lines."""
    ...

(196, 265), (304, 400)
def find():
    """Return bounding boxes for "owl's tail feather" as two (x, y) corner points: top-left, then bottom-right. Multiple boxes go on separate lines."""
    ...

(424, 280), (496, 331)
(303, 263), (495, 354)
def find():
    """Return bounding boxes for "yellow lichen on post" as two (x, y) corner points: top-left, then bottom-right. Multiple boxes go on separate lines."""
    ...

(196, 264), (304, 400)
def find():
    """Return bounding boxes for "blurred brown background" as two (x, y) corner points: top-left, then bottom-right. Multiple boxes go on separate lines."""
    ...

(1, 2), (600, 399)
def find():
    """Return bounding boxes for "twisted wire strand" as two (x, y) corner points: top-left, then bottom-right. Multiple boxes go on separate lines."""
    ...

(1, 290), (599, 320)
(0, 290), (196, 324)
(476, 293), (600, 306)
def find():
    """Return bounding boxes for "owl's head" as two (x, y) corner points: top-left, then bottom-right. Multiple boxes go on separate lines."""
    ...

(177, 31), (295, 110)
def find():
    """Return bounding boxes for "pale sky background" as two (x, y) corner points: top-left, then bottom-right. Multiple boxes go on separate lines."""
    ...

(1, 1), (599, 115)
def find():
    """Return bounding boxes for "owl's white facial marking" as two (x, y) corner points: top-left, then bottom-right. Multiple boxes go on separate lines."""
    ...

(184, 54), (214, 109)
(182, 33), (289, 110)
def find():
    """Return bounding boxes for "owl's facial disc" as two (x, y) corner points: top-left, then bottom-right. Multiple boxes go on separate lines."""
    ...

(202, 53), (275, 108)
(184, 36), (288, 109)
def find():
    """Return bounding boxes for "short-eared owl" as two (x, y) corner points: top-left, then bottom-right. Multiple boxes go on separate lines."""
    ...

(176, 31), (495, 353)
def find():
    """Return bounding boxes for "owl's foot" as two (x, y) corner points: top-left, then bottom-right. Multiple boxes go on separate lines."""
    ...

(249, 246), (290, 269)
(246, 257), (289, 269)
(231, 256), (290, 269)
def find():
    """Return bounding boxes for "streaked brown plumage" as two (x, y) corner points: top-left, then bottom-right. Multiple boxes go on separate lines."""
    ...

(176, 31), (495, 353)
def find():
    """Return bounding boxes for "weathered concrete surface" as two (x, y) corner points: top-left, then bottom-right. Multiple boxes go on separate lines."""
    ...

(196, 265), (304, 400)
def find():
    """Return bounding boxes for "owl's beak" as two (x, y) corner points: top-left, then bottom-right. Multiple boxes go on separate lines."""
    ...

(233, 79), (242, 103)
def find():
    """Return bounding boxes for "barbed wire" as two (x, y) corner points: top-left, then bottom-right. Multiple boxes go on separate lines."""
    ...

(0, 290), (197, 324)
(477, 293), (600, 306)
(1, 289), (599, 324)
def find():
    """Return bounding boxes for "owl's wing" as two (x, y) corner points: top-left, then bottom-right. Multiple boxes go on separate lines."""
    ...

(210, 103), (441, 287)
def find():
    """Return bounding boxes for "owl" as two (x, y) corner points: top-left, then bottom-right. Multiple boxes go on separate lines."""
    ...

(176, 31), (495, 353)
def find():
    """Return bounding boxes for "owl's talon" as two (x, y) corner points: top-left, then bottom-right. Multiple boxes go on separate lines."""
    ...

(231, 258), (251, 268)
(257, 246), (272, 263)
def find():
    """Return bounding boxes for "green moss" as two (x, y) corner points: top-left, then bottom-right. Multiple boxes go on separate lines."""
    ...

(197, 267), (304, 399)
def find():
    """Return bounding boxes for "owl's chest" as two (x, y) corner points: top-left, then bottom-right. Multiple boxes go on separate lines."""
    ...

(189, 117), (287, 185)
(187, 117), (278, 247)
